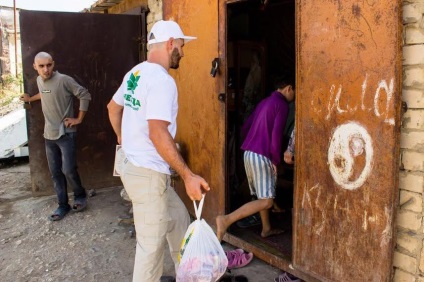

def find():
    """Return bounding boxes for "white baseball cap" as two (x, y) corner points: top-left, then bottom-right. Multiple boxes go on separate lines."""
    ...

(147, 20), (197, 45)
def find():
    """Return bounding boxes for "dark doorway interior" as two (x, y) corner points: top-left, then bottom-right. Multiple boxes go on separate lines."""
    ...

(226, 0), (296, 260)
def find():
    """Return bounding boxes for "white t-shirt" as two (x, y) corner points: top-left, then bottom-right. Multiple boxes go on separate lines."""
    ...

(112, 62), (178, 174)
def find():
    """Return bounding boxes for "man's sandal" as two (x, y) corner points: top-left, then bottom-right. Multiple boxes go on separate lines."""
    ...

(72, 198), (87, 212)
(48, 206), (70, 221)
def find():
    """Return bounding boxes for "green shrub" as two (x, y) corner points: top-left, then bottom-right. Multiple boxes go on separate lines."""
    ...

(0, 74), (23, 108)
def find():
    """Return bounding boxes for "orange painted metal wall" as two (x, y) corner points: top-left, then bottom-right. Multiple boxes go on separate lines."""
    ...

(163, 0), (226, 222)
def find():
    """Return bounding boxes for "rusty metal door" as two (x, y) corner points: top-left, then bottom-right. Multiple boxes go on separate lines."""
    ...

(163, 0), (225, 222)
(293, 1), (402, 281)
(20, 10), (142, 195)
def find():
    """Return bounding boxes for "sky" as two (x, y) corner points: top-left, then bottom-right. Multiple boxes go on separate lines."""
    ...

(2, 0), (98, 12)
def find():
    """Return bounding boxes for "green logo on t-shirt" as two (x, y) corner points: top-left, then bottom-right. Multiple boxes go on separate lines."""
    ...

(124, 71), (141, 110)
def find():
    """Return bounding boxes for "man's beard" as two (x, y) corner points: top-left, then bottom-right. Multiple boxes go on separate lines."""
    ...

(170, 48), (182, 69)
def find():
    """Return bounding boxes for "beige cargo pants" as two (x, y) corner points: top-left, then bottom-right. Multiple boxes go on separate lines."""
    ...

(121, 160), (190, 282)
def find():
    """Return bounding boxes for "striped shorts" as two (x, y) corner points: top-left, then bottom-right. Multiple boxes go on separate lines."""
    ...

(243, 151), (276, 199)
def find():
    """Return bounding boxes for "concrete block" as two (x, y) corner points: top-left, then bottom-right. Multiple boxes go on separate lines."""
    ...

(147, 0), (162, 26)
(419, 243), (424, 273)
(402, 151), (424, 171)
(403, 3), (424, 24)
(400, 190), (423, 212)
(403, 110), (424, 130)
(401, 132), (424, 150)
(403, 89), (424, 109)
(394, 251), (417, 273)
(403, 45), (424, 65)
(396, 209), (422, 230)
(404, 68), (424, 89)
(405, 27), (424, 44)
(397, 232), (421, 254)
(399, 171), (424, 193)
(393, 268), (416, 282)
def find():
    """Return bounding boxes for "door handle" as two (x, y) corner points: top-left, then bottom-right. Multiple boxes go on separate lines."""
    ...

(210, 58), (219, 77)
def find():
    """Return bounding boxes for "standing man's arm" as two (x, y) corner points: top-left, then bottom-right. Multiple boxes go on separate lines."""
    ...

(107, 100), (124, 145)
(64, 111), (87, 128)
(148, 119), (210, 201)
(63, 77), (91, 128)
(20, 93), (41, 102)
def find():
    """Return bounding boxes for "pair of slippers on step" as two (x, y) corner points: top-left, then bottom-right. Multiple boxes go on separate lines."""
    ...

(225, 249), (253, 269)
(48, 198), (87, 221)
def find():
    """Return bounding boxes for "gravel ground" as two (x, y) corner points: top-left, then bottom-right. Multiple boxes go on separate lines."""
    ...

(0, 158), (169, 281)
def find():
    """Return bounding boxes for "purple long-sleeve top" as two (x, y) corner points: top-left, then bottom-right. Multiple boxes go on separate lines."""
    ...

(241, 91), (289, 165)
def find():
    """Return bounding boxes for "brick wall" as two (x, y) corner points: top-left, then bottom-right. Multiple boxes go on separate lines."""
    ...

(146, 0), (163, 31)
(395, 1), (424, 281)
(101, 0), (162, 32)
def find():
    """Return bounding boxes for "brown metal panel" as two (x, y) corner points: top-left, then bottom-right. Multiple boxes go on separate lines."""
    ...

(163, 0), (225, 223)
(293, 1), (402, 281)
(20, 10), (141, 195)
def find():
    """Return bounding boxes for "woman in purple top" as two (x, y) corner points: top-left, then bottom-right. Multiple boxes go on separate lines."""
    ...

(216, 76), (295, 241)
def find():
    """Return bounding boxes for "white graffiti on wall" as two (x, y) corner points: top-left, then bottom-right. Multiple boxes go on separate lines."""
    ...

(323, 74), (395, 125)
(328, 122), (373, 190)
(373, 78), (394, 124)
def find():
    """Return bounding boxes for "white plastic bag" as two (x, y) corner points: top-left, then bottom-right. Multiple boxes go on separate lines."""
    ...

(176, 195), (228, 282)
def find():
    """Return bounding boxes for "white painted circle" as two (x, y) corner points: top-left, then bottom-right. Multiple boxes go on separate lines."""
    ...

(328, 122), (373, 190)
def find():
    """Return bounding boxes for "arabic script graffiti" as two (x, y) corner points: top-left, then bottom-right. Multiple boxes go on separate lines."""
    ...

(320, 74), (395, 125)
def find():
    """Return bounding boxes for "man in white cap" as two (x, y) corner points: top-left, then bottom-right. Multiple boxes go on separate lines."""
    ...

(107, 20), (210, 282)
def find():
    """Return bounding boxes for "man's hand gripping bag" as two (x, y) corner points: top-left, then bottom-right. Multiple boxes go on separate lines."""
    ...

(176, 195), (228, 282)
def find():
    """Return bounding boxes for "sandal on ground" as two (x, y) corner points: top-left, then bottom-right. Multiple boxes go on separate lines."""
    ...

(48, 206), (70, 221)
(72, 198), (87, 212)
(225, 249), (253, 269)
(274, 272), (301, 282)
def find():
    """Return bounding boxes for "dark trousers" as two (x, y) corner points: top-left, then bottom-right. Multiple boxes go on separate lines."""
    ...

(45, 133), (86, 209)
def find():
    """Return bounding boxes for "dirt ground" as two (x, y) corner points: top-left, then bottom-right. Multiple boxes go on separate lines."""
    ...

(0, 158), (284, 282)
(0, 157), (143, 281)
